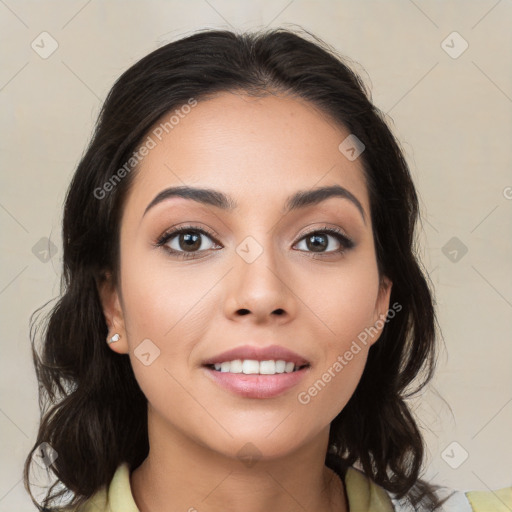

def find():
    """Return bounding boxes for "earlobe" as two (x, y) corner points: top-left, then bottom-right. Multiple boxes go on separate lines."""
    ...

(96, 271), (129, 354)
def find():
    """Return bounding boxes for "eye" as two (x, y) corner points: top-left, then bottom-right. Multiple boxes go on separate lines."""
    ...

(155, 225), (221, 259)
(154, 224), (354, 260)
(294, 227), (354, 255)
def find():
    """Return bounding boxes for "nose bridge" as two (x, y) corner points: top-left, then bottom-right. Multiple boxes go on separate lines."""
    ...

(225, 229), (294, 321)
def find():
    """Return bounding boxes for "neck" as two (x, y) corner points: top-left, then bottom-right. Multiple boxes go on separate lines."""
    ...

(130, 412), (347, 512)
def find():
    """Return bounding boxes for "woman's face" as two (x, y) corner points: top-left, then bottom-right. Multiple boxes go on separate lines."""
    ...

(102, 91), (392, 460)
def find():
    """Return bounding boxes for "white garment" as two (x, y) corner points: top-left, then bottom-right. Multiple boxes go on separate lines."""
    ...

(388, 485), (474, 512)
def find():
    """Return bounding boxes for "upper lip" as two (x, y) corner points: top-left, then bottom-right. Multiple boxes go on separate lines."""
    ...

(202, 344), (310, 367)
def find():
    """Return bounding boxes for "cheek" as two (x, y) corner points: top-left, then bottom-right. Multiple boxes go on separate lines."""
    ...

(120, 244), (214, 344)
(291, 257), (382, 420)
(298, 255), (381, 347)
(118, 248), (222, 394)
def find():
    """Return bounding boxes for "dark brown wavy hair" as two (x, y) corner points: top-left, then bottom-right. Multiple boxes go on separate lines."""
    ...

(24, 27), (451, 511)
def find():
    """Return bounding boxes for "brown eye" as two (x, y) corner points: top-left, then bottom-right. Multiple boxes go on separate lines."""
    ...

(156, 225), (221, 259)
(175, 232), (202, 252)
(294, 228), (354, 255)
(304, 233), (329, 252)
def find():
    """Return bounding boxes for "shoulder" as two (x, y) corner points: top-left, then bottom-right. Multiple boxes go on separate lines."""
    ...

(343, 464), (512, 512)
(465, 485), (512, 512)
(387, 486), (471, 511)
(387, 480), (512, 512)
(69, 463), (139, 512)
(343, 466), (396, 511)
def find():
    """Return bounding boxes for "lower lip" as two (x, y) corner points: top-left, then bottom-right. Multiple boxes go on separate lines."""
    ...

(203, 366), (310, 399)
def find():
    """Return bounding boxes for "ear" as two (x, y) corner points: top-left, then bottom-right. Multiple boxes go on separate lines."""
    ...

(369, 275), (393, 346)
(96, 271), (129, 354)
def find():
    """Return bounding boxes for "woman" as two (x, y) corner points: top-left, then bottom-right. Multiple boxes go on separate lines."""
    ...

(23, 28), (508, 511)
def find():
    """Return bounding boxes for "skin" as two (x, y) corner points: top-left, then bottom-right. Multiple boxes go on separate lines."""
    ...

(99, 91), (392, 512)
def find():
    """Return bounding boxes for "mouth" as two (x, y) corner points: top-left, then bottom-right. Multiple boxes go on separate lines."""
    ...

(202, 361), (311, 399)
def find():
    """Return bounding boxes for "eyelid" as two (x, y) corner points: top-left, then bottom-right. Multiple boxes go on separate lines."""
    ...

(297, 224), (353, 245)
(154, 224), (220, 247)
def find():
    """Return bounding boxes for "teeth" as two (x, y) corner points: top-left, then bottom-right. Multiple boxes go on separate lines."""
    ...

(212, 359), (302, 374)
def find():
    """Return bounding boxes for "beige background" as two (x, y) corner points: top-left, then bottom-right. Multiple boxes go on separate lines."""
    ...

(1, 0), (511, 510)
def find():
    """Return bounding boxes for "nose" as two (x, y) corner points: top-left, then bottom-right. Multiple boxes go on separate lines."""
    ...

(223, 238), (297, 325)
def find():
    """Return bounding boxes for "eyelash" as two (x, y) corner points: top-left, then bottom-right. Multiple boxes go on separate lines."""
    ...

(154, 224), (354, 260)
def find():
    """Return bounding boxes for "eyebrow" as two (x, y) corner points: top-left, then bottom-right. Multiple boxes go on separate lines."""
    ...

(143, 184), (366, 224)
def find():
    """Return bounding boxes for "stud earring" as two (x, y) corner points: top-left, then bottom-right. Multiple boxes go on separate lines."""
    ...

(107, 333), (121, 344)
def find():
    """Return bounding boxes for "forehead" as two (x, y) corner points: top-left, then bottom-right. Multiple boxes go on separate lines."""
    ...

(123, 91), (370, 220)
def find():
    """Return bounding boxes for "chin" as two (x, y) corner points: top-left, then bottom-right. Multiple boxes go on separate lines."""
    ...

(204, 431), (309, 464)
